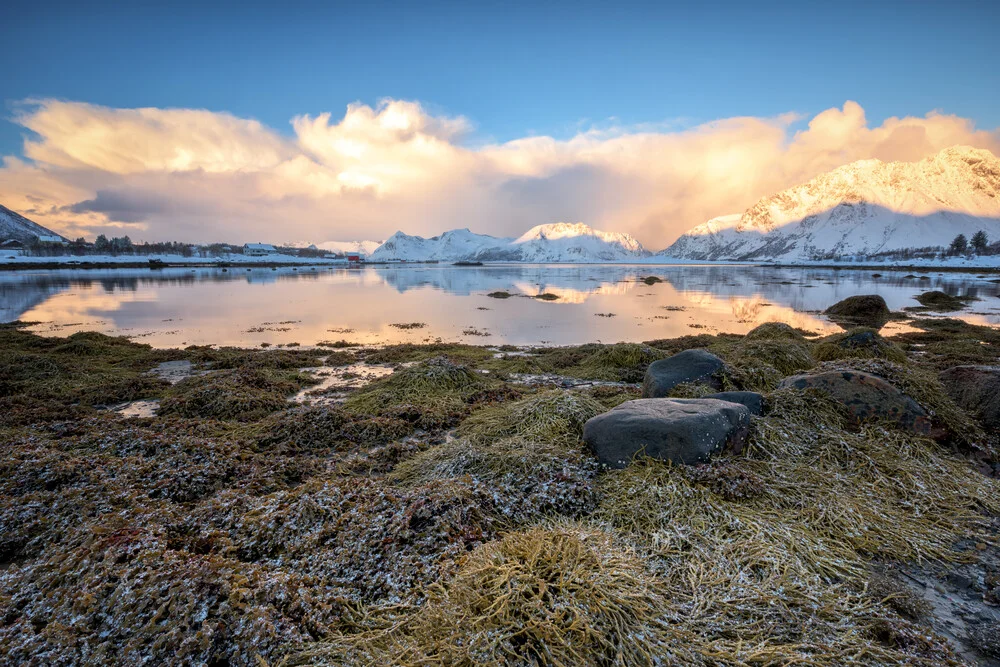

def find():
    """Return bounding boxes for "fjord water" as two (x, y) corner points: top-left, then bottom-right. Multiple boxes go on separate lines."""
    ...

(2, 264), (998, 347)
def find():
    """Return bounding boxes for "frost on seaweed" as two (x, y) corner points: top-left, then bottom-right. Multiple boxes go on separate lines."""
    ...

(159, 367), (312, 421)
(455, 389), (604, 447)
(286, 525), (691, 666)
(341, 356), (500, 430)
(392, 390), (604, 525)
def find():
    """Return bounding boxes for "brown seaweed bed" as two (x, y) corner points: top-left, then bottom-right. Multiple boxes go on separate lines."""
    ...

(1, 318), (999, 666)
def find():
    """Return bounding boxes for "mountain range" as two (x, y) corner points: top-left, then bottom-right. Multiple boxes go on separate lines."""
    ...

(0, 204), (68, 243)
(316, 240), (384, 256)
(661, 146), (1000, 261)
(5, 146), (1000, 264)
(370, 222), (648, 262)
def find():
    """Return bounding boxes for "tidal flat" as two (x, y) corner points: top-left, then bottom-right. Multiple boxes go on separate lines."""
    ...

(1, 316), (999, 666)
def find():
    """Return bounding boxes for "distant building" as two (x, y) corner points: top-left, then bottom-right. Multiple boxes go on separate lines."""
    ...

(243, 243), (277, 256)
(36, 234), (66, 244)
(346, 253), (364, 263)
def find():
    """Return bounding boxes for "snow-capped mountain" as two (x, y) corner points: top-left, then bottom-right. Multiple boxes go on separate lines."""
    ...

(662, 146), (1000, 261)
(371, 228), (511, 261)
(0, 204), (68, 243)
(316, 239), (384, 256)
(370, 223), (648, 262)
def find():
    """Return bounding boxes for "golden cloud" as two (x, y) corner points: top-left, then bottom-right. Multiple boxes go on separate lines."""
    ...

(1, 98), (997, 247)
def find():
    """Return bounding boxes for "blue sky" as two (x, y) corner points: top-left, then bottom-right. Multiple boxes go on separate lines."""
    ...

(2, 0), (998, 157)
(1, 0), (998, 245)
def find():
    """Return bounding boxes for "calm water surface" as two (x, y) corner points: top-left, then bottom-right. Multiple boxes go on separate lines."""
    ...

(2, 264), (998, 347)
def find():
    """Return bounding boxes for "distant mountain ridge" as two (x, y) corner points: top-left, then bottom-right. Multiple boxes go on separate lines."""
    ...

(0, 204), (68, 243)
(316, 240), (383, 256)
(370, 222), (648, 262)
(662, 146), (1000, 261)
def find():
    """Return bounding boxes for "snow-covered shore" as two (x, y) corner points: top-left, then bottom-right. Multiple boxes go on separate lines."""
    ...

(4, 251), (1000, 272)
(0, 253), (352, 267)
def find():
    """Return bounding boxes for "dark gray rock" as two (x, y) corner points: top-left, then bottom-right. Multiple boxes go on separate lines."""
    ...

(939, 365), (1000, 430)
(824, 294), (890, 329)
(838, 330), (880, 348)
(642, 349), (725, 398)
(583, 398), (751, 468)
(777, 370), (943, 439)
(705, 391), (765, 415)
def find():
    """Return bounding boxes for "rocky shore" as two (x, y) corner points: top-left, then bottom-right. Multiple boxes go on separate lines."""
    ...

(1, 298), (999, 665)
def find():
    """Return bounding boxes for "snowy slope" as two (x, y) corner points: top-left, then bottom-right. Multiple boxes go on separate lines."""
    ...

(0, 204), (68, 243)
(316, 240), (383, 256)
(370, 229), (512, 261)
(662, 146), (1000, 261)
(370, 223), (648, 262)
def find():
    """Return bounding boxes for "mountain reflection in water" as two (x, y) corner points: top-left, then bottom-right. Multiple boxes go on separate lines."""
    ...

(2, 264), (997, 347)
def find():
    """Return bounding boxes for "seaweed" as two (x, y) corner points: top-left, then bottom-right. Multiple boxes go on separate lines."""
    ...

(341, 357), (501, 430)
(814, 357), (992, 456)
(813, 328), (908, 363)
(159, 367), (313, 421)
(287, 525), (685, 666)
(481, 343), (670, 382)
(4, 324), (999, 667)
(906, 290), (979, 312)
(245, 405), (414, 454)
(360, 342), (494, 365)
(455, 390), (604, 447)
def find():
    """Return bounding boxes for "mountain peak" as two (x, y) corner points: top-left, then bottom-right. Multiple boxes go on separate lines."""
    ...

(371, 222), (647, 262)
(0, 204), (69, 243)
(933, 145), (997, 162)
(664, 145), (1000, 261)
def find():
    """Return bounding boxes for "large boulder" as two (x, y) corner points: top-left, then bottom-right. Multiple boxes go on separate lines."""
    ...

(777, 370), (942, 438)
(705, 391), (765, 416)
(824, 295), (891, 329)
(642, 349), (725, 397)
(583, 398), (751, 468)
(939, 365), (1000, 430)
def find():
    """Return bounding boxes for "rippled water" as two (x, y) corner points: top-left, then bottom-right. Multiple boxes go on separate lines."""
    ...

(2, 264), (998, 347)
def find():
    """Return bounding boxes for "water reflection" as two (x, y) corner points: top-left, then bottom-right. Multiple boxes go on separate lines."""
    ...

(2, 265), (997, 347)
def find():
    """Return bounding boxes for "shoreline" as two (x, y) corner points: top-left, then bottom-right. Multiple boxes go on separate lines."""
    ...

(4, 253), (1000, 273)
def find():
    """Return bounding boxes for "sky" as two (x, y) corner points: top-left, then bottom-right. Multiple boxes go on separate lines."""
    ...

(1, 0), (998, 249)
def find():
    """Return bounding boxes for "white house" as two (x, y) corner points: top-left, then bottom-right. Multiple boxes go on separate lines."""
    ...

(37, 234), (66, 244)
(243, 243), (277, 256)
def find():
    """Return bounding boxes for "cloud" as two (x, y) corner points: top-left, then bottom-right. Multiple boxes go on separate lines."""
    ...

(1, 98), (998, 248)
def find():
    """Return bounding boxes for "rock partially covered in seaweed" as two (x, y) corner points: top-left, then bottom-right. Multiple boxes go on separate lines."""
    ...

(583, 398), (751, 468)
(938, 365), (1000, 431)
(704, 390), (765, 415)
(642, 349), (726, 397)
(814, 328), (907, 364)
(777, 369), (944, 440)
(908, 290), (979, 313)
(824, 294), (891, 329)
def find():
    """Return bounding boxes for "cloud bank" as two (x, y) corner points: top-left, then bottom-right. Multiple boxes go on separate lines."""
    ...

(1, 99), (998, 248)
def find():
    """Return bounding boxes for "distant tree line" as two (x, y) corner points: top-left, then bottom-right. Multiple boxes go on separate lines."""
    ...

(21, 235), (334, 259)
(949, 230), (997, 256)
(806, 230), (998, 263)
